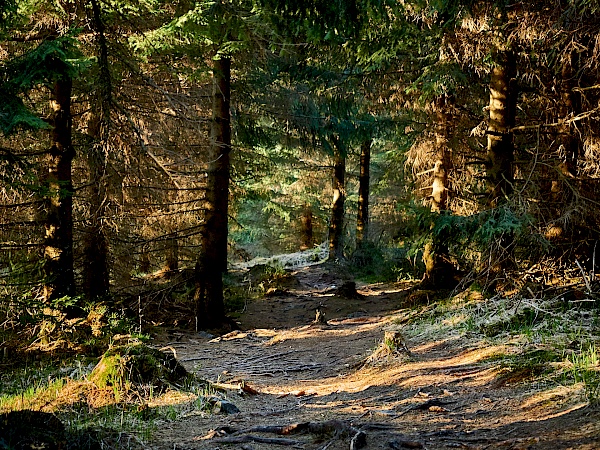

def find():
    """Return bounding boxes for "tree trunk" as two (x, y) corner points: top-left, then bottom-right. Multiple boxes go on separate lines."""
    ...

(43, 74), (75, 301)
(486, 50), (517, 207)
(422, 95), (455, 289)
(560, 51), (579, 179)
(356, 139), (371, 248)
(485, 49), (517, 272)
(194, 56), (231, 330)
(300, 203), (313, 250)
(82, 0), (111, 300)
(163, 237), (179, 274)
(328, 137), (346, 261)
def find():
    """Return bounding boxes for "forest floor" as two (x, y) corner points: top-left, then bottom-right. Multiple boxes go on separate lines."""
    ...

(148, 263), (600, 450)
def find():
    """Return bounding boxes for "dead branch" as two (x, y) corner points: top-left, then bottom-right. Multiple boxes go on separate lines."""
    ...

(212, 435), (303, 446)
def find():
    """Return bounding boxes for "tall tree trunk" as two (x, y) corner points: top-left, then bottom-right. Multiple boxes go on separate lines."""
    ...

(560, 51), (579, 179)
(82, 0), (111, 300)
(548, 50), (581, 246)
(194, 56), (231, 330)
(486, 50), (517, 207)
(356, 139), (371, 248)
(485, 49), (517, 272)
(422, 95), (455, 288)
(300, 203), (313, 250)
(328, 137), (346, 261)
(43, 74), (75, 301)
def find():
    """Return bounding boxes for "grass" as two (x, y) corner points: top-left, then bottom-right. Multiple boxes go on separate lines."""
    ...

(567, 343), (600, 405)
(392, 282), (600, 405)
(0, 351), (222, 449)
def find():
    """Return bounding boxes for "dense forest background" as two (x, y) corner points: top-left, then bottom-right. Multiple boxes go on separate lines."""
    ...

(2, 0), (600, 342)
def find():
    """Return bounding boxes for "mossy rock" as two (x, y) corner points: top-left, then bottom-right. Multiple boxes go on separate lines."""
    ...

(89, 342), (189, 394)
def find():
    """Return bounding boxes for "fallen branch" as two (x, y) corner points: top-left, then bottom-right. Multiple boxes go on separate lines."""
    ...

(212, 435), (303, 446)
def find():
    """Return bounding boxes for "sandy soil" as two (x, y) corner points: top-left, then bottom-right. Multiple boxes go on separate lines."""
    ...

(149, 264), (600, 450)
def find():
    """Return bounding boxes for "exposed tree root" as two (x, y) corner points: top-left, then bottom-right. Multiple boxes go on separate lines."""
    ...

(209, 420), (367, 449)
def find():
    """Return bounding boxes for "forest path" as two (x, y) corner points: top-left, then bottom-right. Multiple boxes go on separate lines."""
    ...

(150, 264), (600, 450)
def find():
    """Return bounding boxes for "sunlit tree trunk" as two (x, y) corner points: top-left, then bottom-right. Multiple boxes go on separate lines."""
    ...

(486, 50), (517, 207)
(43, 73), (75, 301)
(485, 49), (517, 272)
(356, 139), (371, 248)
(422, 95), (455, 288)
(328, 137), (345, 260)
(82, 0), (111, 300)
(194, 55), (230, 330)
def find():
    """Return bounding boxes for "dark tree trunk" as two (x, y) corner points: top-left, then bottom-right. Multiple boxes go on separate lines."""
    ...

(328, 137), (346, 261)
(43, 74), (75, 301)
(300, 204), (313, 250)
(82, 0), (111, 300)
(356, 139), (371, 248)
(163, 237), (179, 273)
(194, 56), (231, 330)
(486, 50), (517, 207)
(422, 95), (456, 289)
(139, 247), (151, 273)
(560, 51), (579, 178)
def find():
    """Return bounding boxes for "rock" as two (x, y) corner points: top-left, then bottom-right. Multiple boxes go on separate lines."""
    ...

(208, 397), (240, 414)
(334, 281), (364, 299)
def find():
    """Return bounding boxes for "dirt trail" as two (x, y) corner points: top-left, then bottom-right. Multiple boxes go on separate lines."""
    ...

(150, 265), (600, 450)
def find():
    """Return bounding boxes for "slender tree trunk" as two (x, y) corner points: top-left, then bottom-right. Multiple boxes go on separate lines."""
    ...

(548, 50), (581, 245)
(43, 74), (75, 301)
(139, 247), (151, 274)
(300, 204), (313, 250)
(82, 0), (111, 300)
(194, 56), (231, 330)
(328, 137), (346, 260)
(164, 237), (179, 273)
(356, 139), (371, 248)
(422, 95), (455, 288)
(560, 51), (579, 178)
(486, 50), (517, 207)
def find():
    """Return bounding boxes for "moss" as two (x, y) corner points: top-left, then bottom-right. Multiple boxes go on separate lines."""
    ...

(89, 343), (189, 396)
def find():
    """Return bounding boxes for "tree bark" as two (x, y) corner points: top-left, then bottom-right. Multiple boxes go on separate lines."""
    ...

(194, 56), (231, 330)
(422, 95), (455, 289)
(82, 0), (111, 300)
(328, 137), (346, 261)
(356, 139), (371, 248)
(43, 74), (75, 301)
(486, 50), (517, 207)
(485, 49), (517, 272)
(163, 237), (179, 274)
(300, 203), (313, 250)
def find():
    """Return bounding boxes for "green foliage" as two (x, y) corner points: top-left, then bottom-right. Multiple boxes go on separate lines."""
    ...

(3, 33), (84, 90)
(400, 202), (549, 269)
(568, 344), (600, 405)
(0, 32), (86, 135)
(351, 242), (422, 283)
